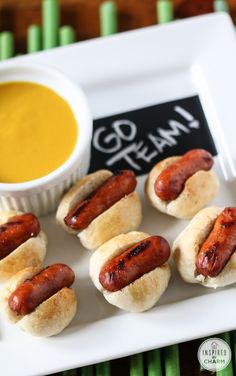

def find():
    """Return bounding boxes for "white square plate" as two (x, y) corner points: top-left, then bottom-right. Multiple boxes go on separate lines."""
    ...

(1, 13), (236, 376)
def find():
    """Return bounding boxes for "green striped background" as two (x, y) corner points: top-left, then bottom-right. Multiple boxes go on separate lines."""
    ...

(0, 1), (234, 375)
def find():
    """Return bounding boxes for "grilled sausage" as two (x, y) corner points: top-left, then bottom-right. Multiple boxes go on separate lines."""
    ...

(99, 236), (170, 292)
(8, 263), (75, 315)
(154, 149), (214, 201)
(64, 170), (137, 230)
(0, 213), (40, 261)
(196, 207), (236, 277)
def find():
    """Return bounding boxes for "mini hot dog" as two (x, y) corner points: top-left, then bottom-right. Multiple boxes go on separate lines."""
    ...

(56, 170), (142, 250)
(64, 170), (137, 231)
(154, 149), (213, 201)
(145, 149), (219, 219)
(90, 231), (171, 312)
(173, 206), (236, 288)
(9, 263), (75, 315)
(0, 263), (77, 336)
(0, 213), (40, 260)
(0, 211), (47, 281)
(99, 236), (170, 292)
(195, 207), (236, 278)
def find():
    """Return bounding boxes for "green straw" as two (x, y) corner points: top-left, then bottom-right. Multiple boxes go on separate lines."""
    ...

(100, 1), (118, 36)
(42, 0), (59, 49)
(232, 331), (236, 368)
(0, 31), (14, 60)
(164, 345), (180, 376)
(130, 354), (144, 376)
(216, 333), (233, 376)
(62, 369), (78, 376)
(96, 361), (110, 376)
(81, 365), (93, 376)
(156, 0), (174, 24)
(214, 0), (229, 13)
(198, 337), (209, 372)
(147, 349), (162, 376)
(27, 25), (42, 53)
(59, 26), (76, 46)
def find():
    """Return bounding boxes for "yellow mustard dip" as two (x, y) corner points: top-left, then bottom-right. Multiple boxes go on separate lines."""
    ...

(0, 81), (78, 183)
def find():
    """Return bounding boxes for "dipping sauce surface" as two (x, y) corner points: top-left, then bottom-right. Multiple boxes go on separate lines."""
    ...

(0, 82), (78, 183)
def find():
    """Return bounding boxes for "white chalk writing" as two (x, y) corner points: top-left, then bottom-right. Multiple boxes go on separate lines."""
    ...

(93, 106), (200, 170)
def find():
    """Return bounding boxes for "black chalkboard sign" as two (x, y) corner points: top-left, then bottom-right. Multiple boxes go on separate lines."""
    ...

(90, 95), (217, 175)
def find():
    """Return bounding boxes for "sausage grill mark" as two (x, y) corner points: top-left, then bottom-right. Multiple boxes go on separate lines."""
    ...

(99, 236), (170, 292)
(69, 200), (89, 219)
(118, 260), (125, 270)
(64, 169), (137, 231)
(221, 221), (235, 229)
(126, 242), (148, 259)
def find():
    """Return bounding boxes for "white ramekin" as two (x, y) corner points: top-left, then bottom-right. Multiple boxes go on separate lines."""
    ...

(0, 63), (92, 216)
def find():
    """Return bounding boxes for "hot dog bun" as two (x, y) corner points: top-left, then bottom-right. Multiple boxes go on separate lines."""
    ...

(56, 170), (142, 250)
(172, 206), (236, 288)
(0, 211), (47, 281)
(56, 170), (113, 234)
(89, 231), (171, 312)
(0, 266), (77, 336)
(145, 156), (219, 219)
